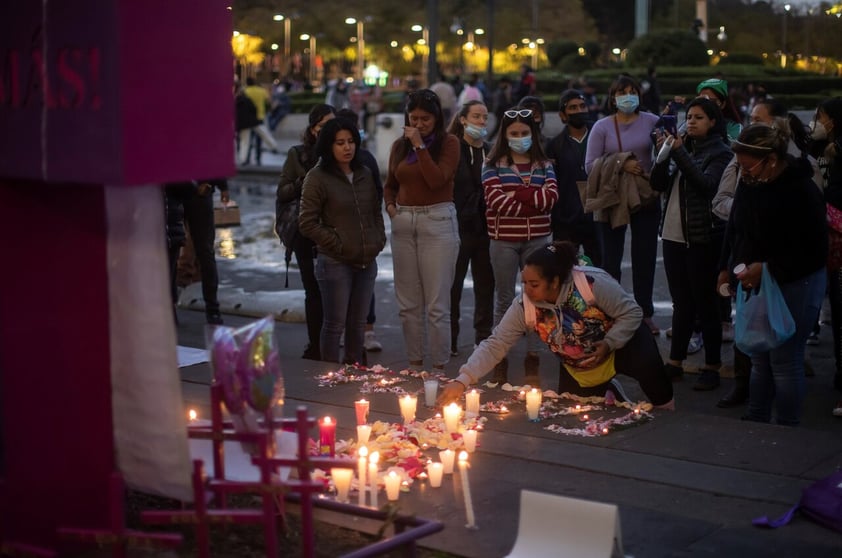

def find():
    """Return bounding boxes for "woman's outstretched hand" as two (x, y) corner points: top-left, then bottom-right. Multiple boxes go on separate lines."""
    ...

(437, 380), (465, 407)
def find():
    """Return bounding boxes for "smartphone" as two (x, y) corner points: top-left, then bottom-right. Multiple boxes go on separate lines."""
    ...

(661, 115), (678, 137)
(667, 100), (684, 115)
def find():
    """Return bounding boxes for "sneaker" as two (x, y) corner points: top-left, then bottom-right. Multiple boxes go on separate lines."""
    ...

(206, 311), (224, 325)
(693, 368), (721, 391)
(687, 332), (704, 355)
(608, 377), (630, 402)
(833, 401), (842, 417)
(302, 345), (321, 361)
(721, 322), (734, 343)
(806, 332), (820, 346)
(364, 331), (383, 352)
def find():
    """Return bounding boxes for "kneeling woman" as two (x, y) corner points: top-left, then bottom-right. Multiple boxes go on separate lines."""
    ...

(439, 241), (674, 409)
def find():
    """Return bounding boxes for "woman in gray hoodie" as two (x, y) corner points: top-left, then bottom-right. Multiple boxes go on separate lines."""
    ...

(438, 241), (674, 409)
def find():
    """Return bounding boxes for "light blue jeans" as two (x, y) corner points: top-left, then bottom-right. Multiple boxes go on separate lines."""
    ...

(746, 267), (826, 426)
(391, 202), (460, 366)
(489, 235), (551, 353)
(315, 254), (378, 364)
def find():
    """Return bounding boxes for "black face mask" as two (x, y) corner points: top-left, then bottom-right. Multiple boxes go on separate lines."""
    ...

(566, 112), (589, 129)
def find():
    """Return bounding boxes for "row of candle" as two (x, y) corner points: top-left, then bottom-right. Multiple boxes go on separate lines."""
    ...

(423, 450), (475, 527)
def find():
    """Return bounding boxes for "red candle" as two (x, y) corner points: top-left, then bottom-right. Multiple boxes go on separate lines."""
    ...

(355, 399), (370, 425)
(319, 416), (336, 457)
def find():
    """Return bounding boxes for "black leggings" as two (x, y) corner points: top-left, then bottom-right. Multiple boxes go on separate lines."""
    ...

(558, 322), (673, 406)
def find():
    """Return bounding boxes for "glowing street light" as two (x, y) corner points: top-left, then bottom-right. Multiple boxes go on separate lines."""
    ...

(273, 14), (292, 73)
(411, 24), (430, 86)
(345, 17), (365, 82)
(300, 33), (317, 85)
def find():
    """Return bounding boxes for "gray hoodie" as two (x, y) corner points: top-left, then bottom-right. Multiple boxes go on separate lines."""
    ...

(455, 266), (642, 387)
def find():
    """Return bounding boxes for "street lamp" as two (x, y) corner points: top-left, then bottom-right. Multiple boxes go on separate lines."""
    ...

(273, 14), (292, 74)
(781, 3), (791, 68)
(521, 37), (544, 70)
(411, 24), (430, 86)
(345, 17), (365, 83)
(300, 33), (317, 86)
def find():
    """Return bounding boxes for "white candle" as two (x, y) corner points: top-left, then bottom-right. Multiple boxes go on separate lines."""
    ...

(526, 388), (542, 421)
(465, 389), (480, 418)
(368, 451), (379, 509)
(399, 394), (417, 424)
(331, 468), (353, 503)
(439, 449), (456, 474)
(458, 451), (476, 528)
(357, 446), (368, 507)
(444, 402), (461, 433)
(424, 379), (439, 407)
(462, 429), (477, 453)
(384, 471), (401, 501)
(427, 462), (444, 488)
(356, 424), (371, 445)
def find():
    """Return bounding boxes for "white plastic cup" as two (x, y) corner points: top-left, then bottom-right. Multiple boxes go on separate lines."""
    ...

(718, 283), (731, 297)
(733, 263), (746, 276)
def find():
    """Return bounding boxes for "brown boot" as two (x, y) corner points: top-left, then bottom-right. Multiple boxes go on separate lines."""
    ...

(492, 357), (508, 384)
(524, 353), (540, 388)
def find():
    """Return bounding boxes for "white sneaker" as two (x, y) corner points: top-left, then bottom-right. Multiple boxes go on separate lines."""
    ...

(364, 331), (382, 352)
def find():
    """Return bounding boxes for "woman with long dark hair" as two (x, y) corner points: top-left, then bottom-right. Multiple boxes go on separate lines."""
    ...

(384, 89), (461, 371)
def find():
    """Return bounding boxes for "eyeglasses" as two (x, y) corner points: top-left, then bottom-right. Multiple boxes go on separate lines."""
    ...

(504, 109), (533, 119)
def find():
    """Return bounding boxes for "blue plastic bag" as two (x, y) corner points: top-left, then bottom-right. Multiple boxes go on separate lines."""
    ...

(734, 264), (796, 356)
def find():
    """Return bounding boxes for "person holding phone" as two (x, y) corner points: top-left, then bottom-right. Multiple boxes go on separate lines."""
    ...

(651, 98), (733, 390)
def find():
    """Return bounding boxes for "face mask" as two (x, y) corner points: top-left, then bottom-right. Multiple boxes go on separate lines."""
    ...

(811, 120), (829, 141)
(615, 94), (640, 114)
(508, 135), (532, 154)
(465, 123), (488, 140)
(566, 113), (589, 129)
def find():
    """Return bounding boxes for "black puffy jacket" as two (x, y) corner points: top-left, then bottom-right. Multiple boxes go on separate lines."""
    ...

(651, 134), (732, 244)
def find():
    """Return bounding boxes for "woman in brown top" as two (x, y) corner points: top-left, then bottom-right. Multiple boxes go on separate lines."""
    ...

(384, 89), (461, 370)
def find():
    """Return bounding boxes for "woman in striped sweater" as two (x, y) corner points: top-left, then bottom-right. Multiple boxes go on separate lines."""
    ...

(482, 108), (559, 385)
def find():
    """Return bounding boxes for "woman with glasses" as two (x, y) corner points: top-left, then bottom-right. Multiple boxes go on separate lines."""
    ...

(716, 123), (826, 426)
(482, 107), (559, 386)
(651, 98), (733, 391)
(585, 75), (661, 335)
(384, 89), (461, 371)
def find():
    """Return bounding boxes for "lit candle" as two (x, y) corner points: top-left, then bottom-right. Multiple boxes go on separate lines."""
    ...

(458, 451), (476, 528)
(319, 416), (336, 456)
(440, 449), (456, 474)
(525, 388), (542, 421)
(355, 399), (369, 425)
(369, 451), (379, 509)
(465, 389), (480, 418)
(357, 446), (368, 507)
(602, 427), (609, 435)
(384, 471), (401, 501)
(188, 408), (198, 422)
(444, 403), (461, 433)
(424, 378), (439, 407)
(462, 429), (477, 453)
(399, 394), (417, 424)
(331, 468), (353, 503)
(356, 424), (371, 445)
(427, 462), (444, 487)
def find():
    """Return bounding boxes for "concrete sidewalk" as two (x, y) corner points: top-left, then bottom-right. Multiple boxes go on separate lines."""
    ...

(175, 232), (842, 556)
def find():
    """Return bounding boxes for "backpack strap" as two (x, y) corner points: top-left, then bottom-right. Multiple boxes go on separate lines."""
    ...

(572, 267), (595, 305)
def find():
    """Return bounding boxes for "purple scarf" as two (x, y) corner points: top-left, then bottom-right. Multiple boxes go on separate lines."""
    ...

(405, 133), (436, 164)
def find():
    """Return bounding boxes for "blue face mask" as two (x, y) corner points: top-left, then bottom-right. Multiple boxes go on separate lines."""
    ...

(465, 123), (488, 140)
(615, 94), (640, 114)
(508, 135), (532, 154)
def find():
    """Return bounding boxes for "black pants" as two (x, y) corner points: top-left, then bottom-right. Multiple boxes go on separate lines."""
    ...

(553, 218), (603, 269)
(558, 322), (673, 406)
(293, 234), (322, 353)
(451, 230), (495, 347)
(828, 267), (842, 383)
(598, 202), (660, 317)
(662, 239), (722, 366)
(182, 191), (220, 313)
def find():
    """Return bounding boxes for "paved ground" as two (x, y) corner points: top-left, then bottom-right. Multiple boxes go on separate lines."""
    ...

(175, 156), (842, 556)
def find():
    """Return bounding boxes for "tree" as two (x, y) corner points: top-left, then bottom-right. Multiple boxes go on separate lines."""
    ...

(626, 30), (709, 67)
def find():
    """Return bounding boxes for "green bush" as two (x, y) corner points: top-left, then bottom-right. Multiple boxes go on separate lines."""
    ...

(718, 52), (764, 66)
(626, 30), (709, 67)
(558, 53), (593, 75)
(547, 40), (580, 68)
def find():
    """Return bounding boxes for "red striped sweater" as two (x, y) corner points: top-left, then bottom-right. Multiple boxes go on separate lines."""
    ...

(482, 159), (558, 241)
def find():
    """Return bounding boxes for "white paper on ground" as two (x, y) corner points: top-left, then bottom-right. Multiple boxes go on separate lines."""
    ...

(178, 345), (208, 368)
(504, 489), (625, 558)
(107, 186), (192, 501)
(188, 429), (298, 482)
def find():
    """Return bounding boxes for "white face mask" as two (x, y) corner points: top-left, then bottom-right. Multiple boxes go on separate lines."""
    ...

(811, 120), (829, 141)
(464, 123), (488, 140)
